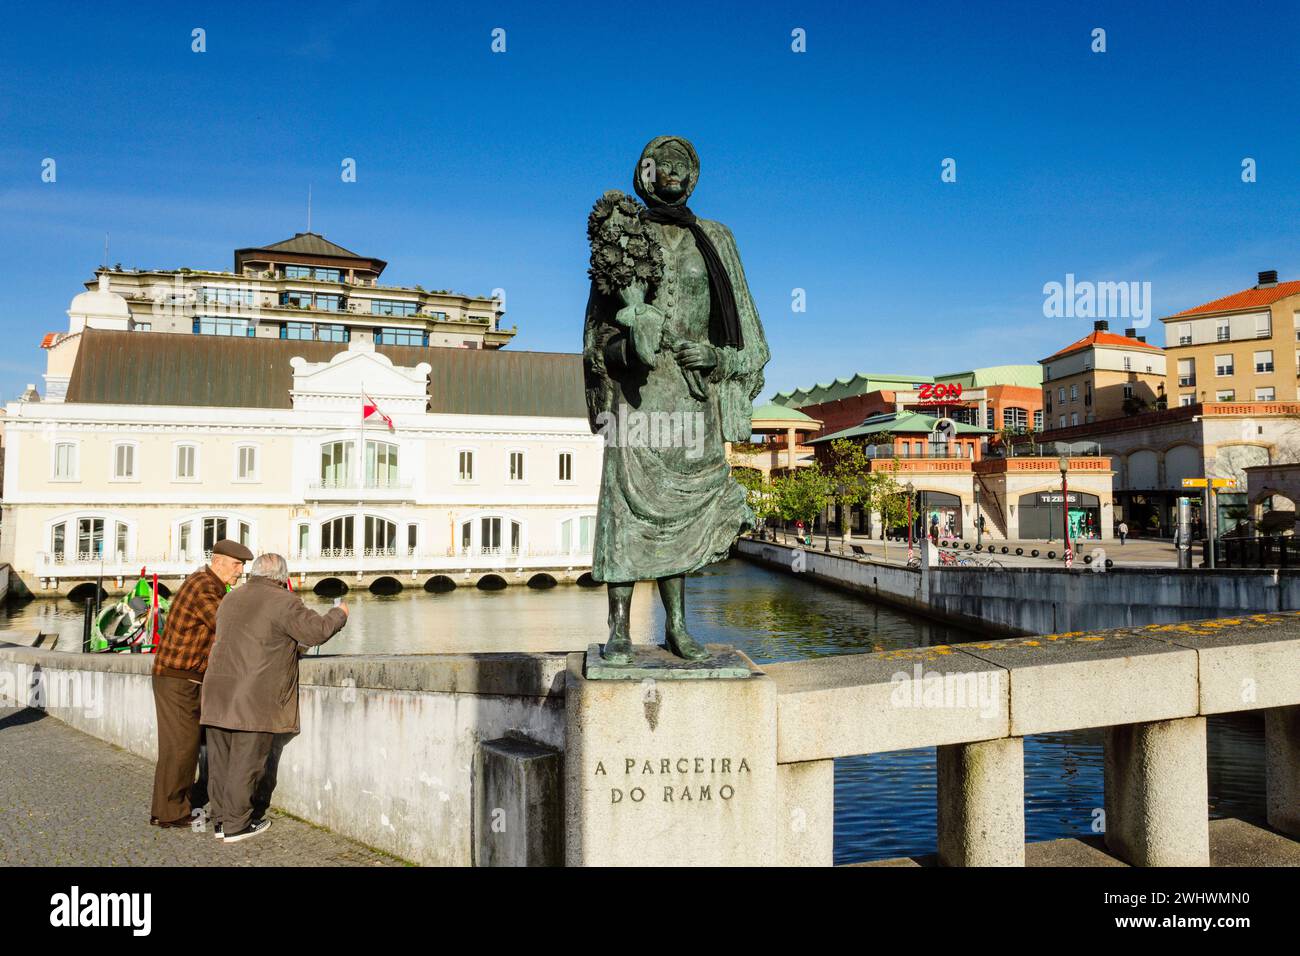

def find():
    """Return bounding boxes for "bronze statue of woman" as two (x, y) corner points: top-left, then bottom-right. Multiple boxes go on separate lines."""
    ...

(583, 136), (769, 663)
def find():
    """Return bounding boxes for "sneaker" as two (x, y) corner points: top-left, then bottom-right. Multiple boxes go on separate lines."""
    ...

(222, 819), (271, 843)
(214, 823), (224, 840)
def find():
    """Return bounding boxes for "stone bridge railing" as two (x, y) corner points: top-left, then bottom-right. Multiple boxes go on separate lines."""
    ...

(3, 614), (1297, 866)
(759, 613), (1299, 866)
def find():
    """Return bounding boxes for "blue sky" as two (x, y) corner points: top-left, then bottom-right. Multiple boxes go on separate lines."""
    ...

(3, 0), (1300, 403)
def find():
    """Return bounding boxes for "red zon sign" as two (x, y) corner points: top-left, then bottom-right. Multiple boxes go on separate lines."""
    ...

(915, 383), (963, 402)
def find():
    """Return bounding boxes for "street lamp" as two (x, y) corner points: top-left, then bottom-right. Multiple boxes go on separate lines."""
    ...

(1058, 455), (1072, 569)
(905, 481), (916, 562)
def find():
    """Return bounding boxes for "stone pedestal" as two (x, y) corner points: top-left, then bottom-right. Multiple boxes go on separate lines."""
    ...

(1104, 716), (1209, 866)
(1265, 705), (1300, 837)
(563, 646), (779, 866)
(937, 736), (1025, 866)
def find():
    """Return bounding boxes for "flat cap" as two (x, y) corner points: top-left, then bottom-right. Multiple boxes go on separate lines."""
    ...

(212, 539), (254, 562)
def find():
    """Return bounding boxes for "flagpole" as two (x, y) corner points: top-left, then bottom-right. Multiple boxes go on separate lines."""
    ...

(359, 379), (366, 557)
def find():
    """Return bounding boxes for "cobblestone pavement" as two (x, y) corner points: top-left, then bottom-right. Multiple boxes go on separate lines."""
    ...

(0, 708), (405, 866)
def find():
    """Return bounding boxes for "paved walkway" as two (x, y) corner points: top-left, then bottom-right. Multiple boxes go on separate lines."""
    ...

(0, 707), (404, 867)
(765, 531), (1180, 568)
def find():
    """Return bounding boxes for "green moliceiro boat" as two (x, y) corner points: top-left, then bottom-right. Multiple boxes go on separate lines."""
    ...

(89, 570), (168, 653)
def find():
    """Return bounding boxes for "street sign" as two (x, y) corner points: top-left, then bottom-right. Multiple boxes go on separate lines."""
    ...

(1181, 478), (1238, 489)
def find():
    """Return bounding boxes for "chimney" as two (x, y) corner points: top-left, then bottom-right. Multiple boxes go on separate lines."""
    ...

(1137, 336), (1147, 343)
(1258, 269), (1279, 288)
(1124, 327), (1137, 338)
(1093, 320), (1109, 331)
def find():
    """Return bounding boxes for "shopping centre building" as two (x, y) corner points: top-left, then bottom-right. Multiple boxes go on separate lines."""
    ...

(769, 364), (1116, 542)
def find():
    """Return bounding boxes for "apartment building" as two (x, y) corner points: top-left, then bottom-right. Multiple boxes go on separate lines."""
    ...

(46, 232), (514, 400)
(1161, 270), (1300, 406)
(1040, 320), (1167, 428)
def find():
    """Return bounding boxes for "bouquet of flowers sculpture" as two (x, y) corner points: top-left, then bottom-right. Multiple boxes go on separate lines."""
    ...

(588, 191), (707, 400)
(588, 190), (666, 368)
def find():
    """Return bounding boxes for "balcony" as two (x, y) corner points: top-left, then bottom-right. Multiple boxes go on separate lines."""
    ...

(305, 477), (415, 502)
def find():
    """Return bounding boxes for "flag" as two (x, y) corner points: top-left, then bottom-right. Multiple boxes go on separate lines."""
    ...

(362, 391), (394, 430)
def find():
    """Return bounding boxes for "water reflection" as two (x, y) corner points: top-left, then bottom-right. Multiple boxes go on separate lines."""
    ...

(1, 558), (1266, 863)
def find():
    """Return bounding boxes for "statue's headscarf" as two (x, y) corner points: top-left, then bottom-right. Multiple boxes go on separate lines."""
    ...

(632, 136), (743, 349)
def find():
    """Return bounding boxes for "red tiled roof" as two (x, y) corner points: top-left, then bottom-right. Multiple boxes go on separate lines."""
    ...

(1042, 330), (1163, 363)
(40, 333), (60, 349)
(1170, 280), (1300, 318)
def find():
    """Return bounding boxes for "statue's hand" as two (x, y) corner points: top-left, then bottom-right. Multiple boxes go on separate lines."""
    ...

(613, 302), (664, 331)
(614, 303), (666, 367)
(673, 342), (718, 371)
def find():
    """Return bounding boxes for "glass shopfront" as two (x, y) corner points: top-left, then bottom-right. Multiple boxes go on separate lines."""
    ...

(915, 490), (962, 540)
(1018, 491), (1101, 540)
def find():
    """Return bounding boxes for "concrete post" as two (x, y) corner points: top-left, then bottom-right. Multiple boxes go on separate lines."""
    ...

(937, 736), (1025, 866)
(776, 759), (834, 866)
(1103, 716), (1209, 866)
(1265, 705), (1300, 837)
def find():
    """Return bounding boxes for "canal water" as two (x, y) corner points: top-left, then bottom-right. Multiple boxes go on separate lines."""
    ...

(2, 558), (1265, 864)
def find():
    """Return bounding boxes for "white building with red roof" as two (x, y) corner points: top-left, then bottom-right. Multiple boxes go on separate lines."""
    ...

(1041, 320), (1166, 428)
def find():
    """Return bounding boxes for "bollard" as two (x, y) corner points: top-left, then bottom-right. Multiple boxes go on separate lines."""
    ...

(82, 599), (94, 653)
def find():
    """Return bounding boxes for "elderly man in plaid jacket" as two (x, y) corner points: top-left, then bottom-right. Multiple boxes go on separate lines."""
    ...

(149, 539), (253, 827)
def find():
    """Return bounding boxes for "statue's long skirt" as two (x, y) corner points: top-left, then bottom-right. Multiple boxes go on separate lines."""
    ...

(591, 389), (753, 583)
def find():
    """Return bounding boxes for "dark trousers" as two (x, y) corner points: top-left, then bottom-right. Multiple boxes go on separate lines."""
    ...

(150, 674), (207, 823)
(251, 732), (297, 822)
(206, 726), (274, 834)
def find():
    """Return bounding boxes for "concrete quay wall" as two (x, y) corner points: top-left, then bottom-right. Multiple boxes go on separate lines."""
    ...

(736, 537), (1300, 636)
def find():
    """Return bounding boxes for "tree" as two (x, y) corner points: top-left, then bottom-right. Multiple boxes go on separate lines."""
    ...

(862, 449), (908, 559)
(820, 438), (873, 545)
(1122, 395), (1151, 417)
(876, 484), (912, 559)
(734, 468), (779, 537)
(774, 465), (832, 542)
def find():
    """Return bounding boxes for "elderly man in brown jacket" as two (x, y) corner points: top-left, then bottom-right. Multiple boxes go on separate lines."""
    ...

(201, 553), (347, 843)
(149, 538), (253, 827)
